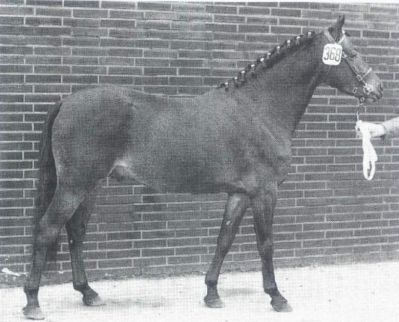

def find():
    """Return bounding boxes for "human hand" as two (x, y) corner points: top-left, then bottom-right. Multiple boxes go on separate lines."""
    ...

(357, 122), (385, 138)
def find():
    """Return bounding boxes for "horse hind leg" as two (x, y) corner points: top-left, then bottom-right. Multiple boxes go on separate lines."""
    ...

(251, 187), (292, 312)
(23, 185), (87, 320)
(204, 193), (250, 308)
(65, 193), (105, 307)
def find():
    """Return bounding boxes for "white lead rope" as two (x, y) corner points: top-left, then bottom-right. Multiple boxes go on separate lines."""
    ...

(355, 120), (378, 180)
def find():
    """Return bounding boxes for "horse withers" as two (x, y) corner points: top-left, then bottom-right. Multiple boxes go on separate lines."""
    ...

(23, 15), (383, 319)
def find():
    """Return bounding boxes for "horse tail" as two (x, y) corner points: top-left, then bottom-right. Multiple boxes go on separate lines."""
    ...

(34, 101), (62, 261)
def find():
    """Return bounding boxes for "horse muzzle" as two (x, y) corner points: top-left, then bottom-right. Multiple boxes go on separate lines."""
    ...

(361, 82), (383, 103)
(342, 55), (383, 103)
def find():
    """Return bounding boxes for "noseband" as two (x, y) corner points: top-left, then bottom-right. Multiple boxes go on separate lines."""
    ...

(323, 30), (373, 101)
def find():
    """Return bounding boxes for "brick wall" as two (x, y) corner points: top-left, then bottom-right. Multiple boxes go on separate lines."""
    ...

(1, 1), (399, 279)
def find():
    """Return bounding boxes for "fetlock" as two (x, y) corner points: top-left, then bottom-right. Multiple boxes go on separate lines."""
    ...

(204, 283), (224, 308)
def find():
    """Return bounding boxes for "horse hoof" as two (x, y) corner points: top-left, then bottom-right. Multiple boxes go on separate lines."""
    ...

(23, 306), (45, 320)
(83, 294), (105, 307)
(204, 296), (224, 308)
(271, 298), (292, 312)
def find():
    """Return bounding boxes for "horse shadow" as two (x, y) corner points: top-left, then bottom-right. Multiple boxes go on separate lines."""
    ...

(104, 297), (167, 309)
(220, 287), (257, 298)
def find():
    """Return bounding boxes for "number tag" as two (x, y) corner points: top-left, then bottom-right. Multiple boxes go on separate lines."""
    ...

(322, 43), (343, 66)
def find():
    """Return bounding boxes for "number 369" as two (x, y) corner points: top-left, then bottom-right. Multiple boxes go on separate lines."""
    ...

(322, 44), (343, 66)
(323, 47), (342, 62)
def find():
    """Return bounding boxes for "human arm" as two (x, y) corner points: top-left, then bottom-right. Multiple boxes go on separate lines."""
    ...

(358, 116), (399, 139)
(380, 116), (399, 139)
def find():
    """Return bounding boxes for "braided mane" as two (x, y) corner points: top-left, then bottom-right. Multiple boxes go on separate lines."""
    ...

(218, 31), (317, 91)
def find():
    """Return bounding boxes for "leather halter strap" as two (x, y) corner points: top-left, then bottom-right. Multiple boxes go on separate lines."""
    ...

(323, 29), (345, 44)
(322, 30), (373, 97)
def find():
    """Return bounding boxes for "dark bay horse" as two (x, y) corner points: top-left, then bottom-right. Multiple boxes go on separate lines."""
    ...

(23, 16), (383, 319)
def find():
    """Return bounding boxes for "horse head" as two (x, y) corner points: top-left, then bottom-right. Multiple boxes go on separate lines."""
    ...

(321, 15), (383, 103)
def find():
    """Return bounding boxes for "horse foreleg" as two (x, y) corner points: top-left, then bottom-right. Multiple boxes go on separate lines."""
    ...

(251, 187), (292, 312)
(66, 195), (104, 307)
(23, 186), (86, 320)
(204, 193), (249, 308)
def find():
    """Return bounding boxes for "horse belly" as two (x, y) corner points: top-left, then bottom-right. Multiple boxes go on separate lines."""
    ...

(116, 153), (226, 194)
(115, 130), (234, 194)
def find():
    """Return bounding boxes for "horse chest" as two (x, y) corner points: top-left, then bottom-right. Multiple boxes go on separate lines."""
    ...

(233, 122), (292, 172)
(249, 141), (292, 182)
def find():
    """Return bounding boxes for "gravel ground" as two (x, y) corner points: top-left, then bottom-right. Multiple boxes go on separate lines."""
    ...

(2, 261), (399, 322)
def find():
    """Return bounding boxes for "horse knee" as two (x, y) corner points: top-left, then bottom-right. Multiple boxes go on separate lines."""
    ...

(68, 236), (85, 249)
(67, 224), (86, 243)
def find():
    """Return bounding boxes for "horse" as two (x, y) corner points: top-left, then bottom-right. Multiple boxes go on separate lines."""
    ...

(23, 15), (383, 319)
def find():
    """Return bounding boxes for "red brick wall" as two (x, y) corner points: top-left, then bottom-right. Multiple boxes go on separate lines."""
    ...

(1, 1), (399, 278)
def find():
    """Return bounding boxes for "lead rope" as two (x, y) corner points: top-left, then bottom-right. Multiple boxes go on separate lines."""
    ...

(355, 99), (378, 180)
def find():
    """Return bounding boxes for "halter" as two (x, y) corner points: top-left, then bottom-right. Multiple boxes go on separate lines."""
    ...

(323, 30), (373, 101)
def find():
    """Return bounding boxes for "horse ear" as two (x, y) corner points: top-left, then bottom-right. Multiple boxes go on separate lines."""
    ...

(328, 15), (345, 40)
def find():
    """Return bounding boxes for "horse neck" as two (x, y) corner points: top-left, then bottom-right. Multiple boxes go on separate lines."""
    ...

(236, 42), (324, 135)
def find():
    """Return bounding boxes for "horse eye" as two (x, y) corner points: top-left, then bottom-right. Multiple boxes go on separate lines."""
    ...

(347, 49), (358, 58)
(343, 50), (356, 59)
